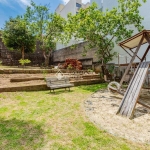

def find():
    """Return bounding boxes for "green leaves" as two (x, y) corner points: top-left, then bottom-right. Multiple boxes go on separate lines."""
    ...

(2, 17), (36, 59)
(66, 0), (146, 64)
(19, 59), (31, 66)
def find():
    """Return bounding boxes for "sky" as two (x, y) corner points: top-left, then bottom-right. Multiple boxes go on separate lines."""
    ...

(0, 0), (90, 29)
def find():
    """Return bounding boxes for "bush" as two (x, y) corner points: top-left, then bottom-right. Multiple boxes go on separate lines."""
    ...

(19, 59), (31, 66)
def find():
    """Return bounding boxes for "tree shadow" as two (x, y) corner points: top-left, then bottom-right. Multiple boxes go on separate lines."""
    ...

(45, 89), (74, 95)
(0, 118), (44, 150)
(133, 106), (149, 118)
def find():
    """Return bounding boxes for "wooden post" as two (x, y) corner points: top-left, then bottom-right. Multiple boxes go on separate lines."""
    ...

(126, 56), (127, 64)
(141, 45), (150, 62)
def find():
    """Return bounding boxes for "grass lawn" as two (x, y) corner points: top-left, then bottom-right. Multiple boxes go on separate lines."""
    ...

(0, 83), (149, 150)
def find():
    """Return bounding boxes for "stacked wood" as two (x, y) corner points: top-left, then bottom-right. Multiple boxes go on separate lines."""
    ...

(63, 58), (82, 70)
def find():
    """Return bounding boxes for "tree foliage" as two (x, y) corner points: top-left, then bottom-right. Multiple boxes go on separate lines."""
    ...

(66, 0), (146, 64)
(2, 16), (36, 59)
(24, 1), (66, 66)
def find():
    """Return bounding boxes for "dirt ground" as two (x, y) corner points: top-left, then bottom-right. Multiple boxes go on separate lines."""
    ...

(85, 89), (150, 144)
(0, 74), (53, 88)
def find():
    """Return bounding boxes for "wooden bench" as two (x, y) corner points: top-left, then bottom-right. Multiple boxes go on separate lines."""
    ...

(45, 77), (74, 92)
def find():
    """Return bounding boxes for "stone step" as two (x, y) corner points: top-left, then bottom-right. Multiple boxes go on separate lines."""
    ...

(0, 79), (104, 92)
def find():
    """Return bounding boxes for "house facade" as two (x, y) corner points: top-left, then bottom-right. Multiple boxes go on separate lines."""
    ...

(55, 0), (90, 50)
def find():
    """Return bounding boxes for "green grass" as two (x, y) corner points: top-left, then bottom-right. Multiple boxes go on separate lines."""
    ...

(0, 84), (149, 150)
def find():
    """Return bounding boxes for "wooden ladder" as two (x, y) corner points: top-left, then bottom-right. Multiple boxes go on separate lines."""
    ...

(117, 61), (150, 119)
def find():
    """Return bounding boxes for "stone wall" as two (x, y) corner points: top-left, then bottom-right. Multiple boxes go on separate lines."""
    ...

(0, 37), (100, 69)
(53, 42), (99, 69)
(0, 37), (45, 66)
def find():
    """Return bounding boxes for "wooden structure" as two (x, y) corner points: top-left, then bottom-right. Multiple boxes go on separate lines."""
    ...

(117, 30), (150, 119)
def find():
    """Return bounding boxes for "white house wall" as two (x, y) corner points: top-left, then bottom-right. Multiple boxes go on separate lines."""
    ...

(56, 0), (82, 50)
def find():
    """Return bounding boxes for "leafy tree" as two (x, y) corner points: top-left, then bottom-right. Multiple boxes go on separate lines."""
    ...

(2, 17), (36, 59)
(24, 1), (67, 66)
(66, 0), (146, 74)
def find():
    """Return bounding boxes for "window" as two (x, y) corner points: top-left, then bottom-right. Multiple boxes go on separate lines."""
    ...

(76, 3), (81, 8)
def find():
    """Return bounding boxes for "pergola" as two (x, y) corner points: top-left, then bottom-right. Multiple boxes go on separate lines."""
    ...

(116, 30), (150, 119)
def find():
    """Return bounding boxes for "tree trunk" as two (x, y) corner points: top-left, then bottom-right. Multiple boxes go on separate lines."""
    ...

(22, 46), (25, 59)
(43, 50), (51, 67)
(44, 57), (50, 67)
(101, 65), (105, 76)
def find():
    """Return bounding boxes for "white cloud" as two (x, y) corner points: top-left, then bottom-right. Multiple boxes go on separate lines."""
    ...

(62, 0), (90, 4)
(17, 0), (30, 6)
(0, 0), (30, 6)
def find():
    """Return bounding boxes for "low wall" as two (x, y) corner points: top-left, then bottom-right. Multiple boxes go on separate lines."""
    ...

(0, 79), (104, 92)
(53, 42), (99, 69)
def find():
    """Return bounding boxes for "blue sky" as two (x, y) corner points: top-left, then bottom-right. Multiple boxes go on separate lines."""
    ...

(0, 0), (63, 29)
(0, 0), (89, 29)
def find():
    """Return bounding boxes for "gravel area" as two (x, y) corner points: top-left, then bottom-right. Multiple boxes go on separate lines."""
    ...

(84, 89), (150, 144)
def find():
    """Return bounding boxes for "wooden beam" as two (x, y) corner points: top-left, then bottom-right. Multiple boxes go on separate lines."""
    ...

(141, 45), (150, 62)
(144, 33), (150, 45)
(129, 49), (141, 61)
(113, 90), (150, 109)
(137, 101), (150, 109)
(119, 35), (144, 87)
(120, 45), (132, 58)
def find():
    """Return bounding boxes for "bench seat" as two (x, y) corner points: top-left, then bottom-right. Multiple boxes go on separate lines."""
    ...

(45, 77), (74, 92)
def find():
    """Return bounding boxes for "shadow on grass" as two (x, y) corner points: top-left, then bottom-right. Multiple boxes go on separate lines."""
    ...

(78, 83), (108, 93)
(45, 89), (74, 95)
(0, 118), (44, 150)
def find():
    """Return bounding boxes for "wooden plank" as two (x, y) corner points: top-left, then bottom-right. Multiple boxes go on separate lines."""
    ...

(123, 62), (149, 118)
(118, 62), (145, 116)
(45, 77), (74, 91)
(124, 62), (148, 117)
(117, 62), (150, 118)
(124, 62), (149, 117)
(128, 62), (149, 118)
(117, 62), (143, 113)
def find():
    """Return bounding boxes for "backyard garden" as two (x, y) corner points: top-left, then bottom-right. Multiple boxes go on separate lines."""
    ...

(0, 79), (150, 150)
(0, 0), (150, 149)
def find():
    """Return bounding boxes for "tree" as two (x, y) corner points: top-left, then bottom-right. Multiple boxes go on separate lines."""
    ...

(2, 17), (36, 60)
(66, 0), (146, 74)
(41, 13), (67, 66)
(24, 1), (67, 66)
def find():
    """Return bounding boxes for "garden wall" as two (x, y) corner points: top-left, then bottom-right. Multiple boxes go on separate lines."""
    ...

(0, 37), (44, 66)
(52, 42), (99, 69)
(0, 36), (101, 71)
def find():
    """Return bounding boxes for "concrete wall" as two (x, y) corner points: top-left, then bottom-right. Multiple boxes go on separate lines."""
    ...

(53, 42), (99, 68)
